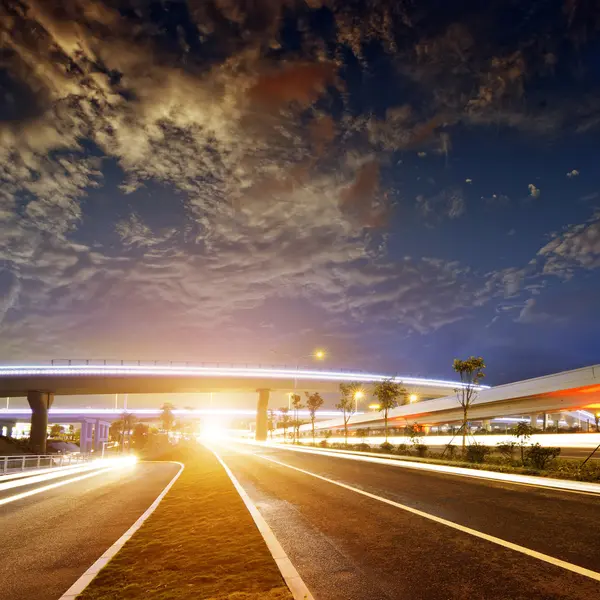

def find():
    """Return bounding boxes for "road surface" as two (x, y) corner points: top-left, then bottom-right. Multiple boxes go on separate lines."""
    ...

(0, 461), (178, 600)
(214, 442), (600, 600)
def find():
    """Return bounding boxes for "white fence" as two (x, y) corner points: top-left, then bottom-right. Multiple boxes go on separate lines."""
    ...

(1, 453), (90, 475)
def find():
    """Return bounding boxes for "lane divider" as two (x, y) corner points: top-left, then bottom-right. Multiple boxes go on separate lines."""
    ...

(254, 451), (600, 583)
(257, 442), (600, 496)
(58, 461), (184, 600)
(207, 445), (315, 600)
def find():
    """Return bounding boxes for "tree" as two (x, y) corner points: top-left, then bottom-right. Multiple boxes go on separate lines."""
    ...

(50, 424), (64, 438)
(132, 423), (149, 449)
(290, 394), (303, 443)
(305, 392), (325, 444)
(267, 409), (276, 440)
(67, 424), (75, 441)
(279, 407), (291, 442)
(120, 412), (137, 452)
(160, 402), (176, 433)
(595, 413), (600, 433)
(373, 379), (406, 442)
(513, 421), (534, 463)
(453, 356), (486, 450)
(337, 382), (360, 444)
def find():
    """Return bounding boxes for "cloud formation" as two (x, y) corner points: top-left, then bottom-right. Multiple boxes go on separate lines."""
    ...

(0, 0), (599, 367)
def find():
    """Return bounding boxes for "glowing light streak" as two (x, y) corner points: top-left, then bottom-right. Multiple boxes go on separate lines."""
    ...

(0, 364), (483, 390)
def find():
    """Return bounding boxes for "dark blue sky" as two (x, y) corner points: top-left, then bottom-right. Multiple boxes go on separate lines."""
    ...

(1, 0), (600, 385)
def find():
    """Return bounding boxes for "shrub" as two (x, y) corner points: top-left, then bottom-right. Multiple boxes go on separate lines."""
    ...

(465, 443), (491, 463)
(318, 440), (328, 448)
(379, 442), (394, 453)
(396, 443), (410, 455)
(356, 443), (371, 452)
(444, 443), (457, 459)
(497, 441), (518, 462)
(525, 444), (561, 470)
(414, 444), (428, 457)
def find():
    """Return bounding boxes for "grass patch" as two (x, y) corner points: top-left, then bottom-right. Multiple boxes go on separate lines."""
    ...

(77, 444), (292, 600)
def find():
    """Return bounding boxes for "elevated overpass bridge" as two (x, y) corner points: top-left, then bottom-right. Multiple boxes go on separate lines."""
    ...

(299, 364), (600, 435)
(0, 362), (469, 452)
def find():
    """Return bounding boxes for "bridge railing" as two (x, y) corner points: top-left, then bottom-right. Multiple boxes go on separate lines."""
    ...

(0, 453), (90, 475)
(49, 358), (366, 373)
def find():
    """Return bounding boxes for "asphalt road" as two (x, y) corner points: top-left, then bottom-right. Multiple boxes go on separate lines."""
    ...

(0, 461), (179, 600)
(215, 442), (600, 600)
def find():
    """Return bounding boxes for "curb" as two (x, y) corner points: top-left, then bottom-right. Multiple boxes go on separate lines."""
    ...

(58, 461), (185, 599)
(208, 445), (314, 600)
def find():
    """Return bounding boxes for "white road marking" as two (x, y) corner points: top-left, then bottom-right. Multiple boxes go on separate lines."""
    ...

(255, 441), (600, 497)
(59, 461), (185, 599)
(248, 448), (600, 583)
(208, 446), (315, 600)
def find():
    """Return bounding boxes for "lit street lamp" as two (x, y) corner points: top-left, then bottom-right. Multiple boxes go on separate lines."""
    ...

(354, 389), (364, 412)
(271, 349), (327, 408)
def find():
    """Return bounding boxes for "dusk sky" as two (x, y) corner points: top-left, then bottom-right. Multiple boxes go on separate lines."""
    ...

(2, 0), (600, 386)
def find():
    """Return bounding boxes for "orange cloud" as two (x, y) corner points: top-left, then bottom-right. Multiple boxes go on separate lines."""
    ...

(248, 62), (337, 110)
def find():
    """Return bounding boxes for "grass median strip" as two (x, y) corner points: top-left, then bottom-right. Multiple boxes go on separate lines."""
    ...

(77, 445), (293, 600)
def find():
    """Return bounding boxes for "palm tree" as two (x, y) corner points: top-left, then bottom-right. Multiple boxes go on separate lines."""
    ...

(373, 379), (406, 442)
(120, 412), (137, 453)
(279, 407), (291, 442)
(160, 402), (176, 433)
(291, 394), (303, 443)
(305, 391), (325, 444)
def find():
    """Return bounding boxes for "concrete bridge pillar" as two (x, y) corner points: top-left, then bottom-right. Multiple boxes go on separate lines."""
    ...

(80, 420), (94, 453)
(94, 420), (110, 452)
(27, 391), (54, 454)
(529, 414), (540, 429)
(255, 389), (270, 441)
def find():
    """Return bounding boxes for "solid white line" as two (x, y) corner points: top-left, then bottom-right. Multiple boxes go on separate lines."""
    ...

(260, 442), (600, 496)
(0, 467), (115, 506)
(207, 445), (314, 600)
(253, 451), (600, 583)
(59, 461), (184, 600)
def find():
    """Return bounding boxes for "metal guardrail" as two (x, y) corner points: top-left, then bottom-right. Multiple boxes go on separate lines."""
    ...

(0, 453), (90, 475)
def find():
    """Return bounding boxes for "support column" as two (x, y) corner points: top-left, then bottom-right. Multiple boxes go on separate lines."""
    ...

(94, 420), (110, 452)
(80, 420), (94, 453)
(482, 419), (491, 432)
(27, 391), (54, 454)
(255, 389), (270, 441)
(529, 414), (539, 429)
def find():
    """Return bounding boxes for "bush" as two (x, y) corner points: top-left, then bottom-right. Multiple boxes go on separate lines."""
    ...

(414, 444), (428, 457)
(525, 444), (561, 470)
(497, 441), (518, 462)
(465, 443), (491, 463)
(318, 440), (328, 448)
(444, 443), (457, 459)
(379, 442), (395, 453)
(355, 443), (371, 452)
(396, 443), (410, 455)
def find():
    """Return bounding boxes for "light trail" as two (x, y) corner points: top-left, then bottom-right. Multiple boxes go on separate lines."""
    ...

(0, 457), (136, 493)
(0, 364), (484, 390)
(0, 457), (136, 506)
